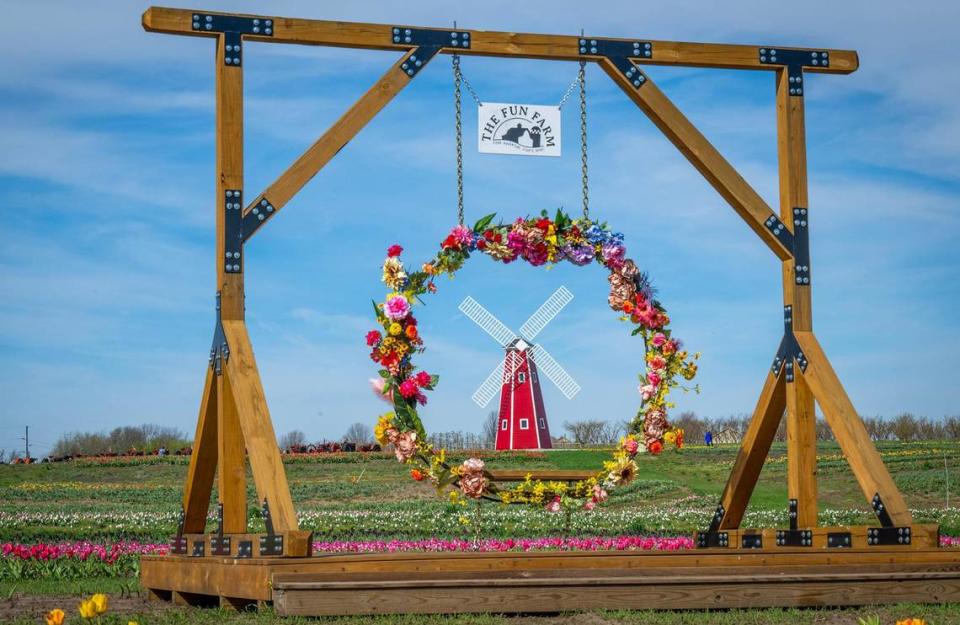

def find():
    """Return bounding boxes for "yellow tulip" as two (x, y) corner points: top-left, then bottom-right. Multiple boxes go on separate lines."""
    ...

(91, 593), (109, 614)
(129, 622), (139, 625)
(79, 599), (97, 619)
(45, 608), (65, 625)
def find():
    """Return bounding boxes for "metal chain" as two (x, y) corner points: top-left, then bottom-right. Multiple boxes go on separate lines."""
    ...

(453, 54), (465, 225)
(578, 59), (589, 219)
(557, 72), (582, 109)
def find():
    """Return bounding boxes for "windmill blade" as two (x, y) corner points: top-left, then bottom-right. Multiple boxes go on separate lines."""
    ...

(519, 286), (574, 341)
(459, 297), (517, 347)
(471, 361), (504, 407)
(528, 344), (581, 399)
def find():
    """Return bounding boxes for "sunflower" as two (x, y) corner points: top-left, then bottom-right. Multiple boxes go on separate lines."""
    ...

(381, 257), (408, 290)
(607, 456), (639, 486)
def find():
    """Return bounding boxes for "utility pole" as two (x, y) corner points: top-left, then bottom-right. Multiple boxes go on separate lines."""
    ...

(22, 426), (29, 461)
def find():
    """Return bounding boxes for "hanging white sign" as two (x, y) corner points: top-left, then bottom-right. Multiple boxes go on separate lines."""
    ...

(478, 102), (561, 157)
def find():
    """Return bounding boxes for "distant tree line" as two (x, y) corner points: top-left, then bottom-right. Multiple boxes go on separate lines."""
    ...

(51, 424), (191, 457)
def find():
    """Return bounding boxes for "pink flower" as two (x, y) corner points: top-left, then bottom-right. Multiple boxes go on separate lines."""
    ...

(647, 371), (661, 386)
(545, 497), (562, 513)
(398, 379), (419, 399)
(592, 484), (608, 503)
(393, 431), (417, 462)
(651, 333), (667, 347)
(415, 371), (432, 387)
(387, 244), (403, 257)
(384, 295), (411, 320)
(365, 330), (382, 346)
(369, 378), (394, 403)
(583, 500), (596, 511)
(450, 224), (474, 247)
(648, 355), (667, 371)
(639, 384), (655, 401)
(459, 457), (488, 498)
(622, 438), (639, 456)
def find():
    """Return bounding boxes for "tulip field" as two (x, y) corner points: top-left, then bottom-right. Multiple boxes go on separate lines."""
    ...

(2, 440), (959, 623)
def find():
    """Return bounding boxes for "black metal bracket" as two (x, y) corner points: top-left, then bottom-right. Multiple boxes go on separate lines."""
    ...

(771, 305), (808, 383)
(741, 533), (763, 549)
(209, 293), (229, 376)
(776, 528), (813, 547)
(190, 539), (206, 557)
(758, 47), (830, 97)
(789, 498), (799, 531)
(241, 196), (275, 242)
(191, 14), (275, 66)
(707, 504), (725, 533)
(763, 213), (795, 251)
(237, 540), (253, 558)
(696, 531), (729, 548)
(580, 38), (653, 90)
(867, 526), (912, 546)
(827, 531), (852, 548)
(259, 499), (284, 556)
(224, 189), (243, 273)
(210, 503), (232, 556)
(389, 28), (466, 78)
(871, 493), (894, 527)
(791, 208), (810, 286)
(170, 507), (187, 555)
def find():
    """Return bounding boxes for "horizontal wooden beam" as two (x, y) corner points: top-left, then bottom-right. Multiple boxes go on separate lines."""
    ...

(142, 7), (858, 74)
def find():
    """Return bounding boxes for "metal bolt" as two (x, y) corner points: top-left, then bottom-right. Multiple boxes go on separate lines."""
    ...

(645, 50), (651, 57)
(404, 37), (411, 43)
(633, 80), (640, 87)
(590, 47), (597, 53)
(638, 75), (645, 82)
(797, 76), (802, 83)
(579, 39), (586, 45)
(796, 89), (802, 95)
(401, 63), (408, 70)
(253, 208), (259, 215)
(258, 214), (265, 221)
(205, 15), (212, 22)
(590, 39), (597, 45)
(266, 205), (273, 212)
(452, 40), (459, 46)
(254, 19), (260, 25)
(393, 36), (400, 43)
(800, 220), (806, 226)
(770, 56), (777, 62)
(393, 27), (399, 34)
(451, 32), (458, 38)
(225, 57), (232, 64)
(265, 20), (272, 26)
(234, 57), (240, 64)
(760, 56), (767, 62)
(462, 32), (469, 39)
(803, 277), (810, 284)
(407, 69), (414, 75)
(580, 47), (586, 53)
(265, 28), (272, 35)
(253, 27), (260, 33)
(225, 253), (231, 259)
(261, 199), (268, 206)
(233, 252), (240, 259)
(645, 43), (651, 49)
(193, 22), (200, 29)
(205, 23), (212, 30)
(415, 60), (422, 67)
(404, 29), (411, 35)
(812, 59), (818, 65)
(760, 48), (767, 54)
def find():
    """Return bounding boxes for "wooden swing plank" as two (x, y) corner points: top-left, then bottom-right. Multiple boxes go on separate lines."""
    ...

(142, 8), (858, 74)
(718, 370), (786, 529)
(181, 366), (218, 533)
(222, 320), (299, 533)
(794, 332), (912, 526)
(600, 60), (792, 260)
(243, 51), (420, 233)
(217, 368), (247, 533)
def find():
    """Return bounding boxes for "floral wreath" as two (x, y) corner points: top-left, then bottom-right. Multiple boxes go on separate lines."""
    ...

(366, 210), (699, 512)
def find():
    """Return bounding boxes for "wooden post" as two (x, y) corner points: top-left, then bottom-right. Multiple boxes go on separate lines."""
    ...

(182, 367), (218, 533)
(776, 69), (817, 527)
(217, 369), (247, 533)
(216, 33), (244, 322)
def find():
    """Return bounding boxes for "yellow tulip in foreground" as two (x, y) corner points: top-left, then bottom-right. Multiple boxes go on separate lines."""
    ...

(78, 599), (97, 619)
(91, 593), (109, 614)
(44, 608), (65, 625)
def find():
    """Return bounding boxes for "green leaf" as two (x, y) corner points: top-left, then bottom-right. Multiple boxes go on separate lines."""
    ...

(631, 327), (644, 336)
(378, 369), (389, 378)
(472, 213), (496, 234)
(430, 374), (440, 387)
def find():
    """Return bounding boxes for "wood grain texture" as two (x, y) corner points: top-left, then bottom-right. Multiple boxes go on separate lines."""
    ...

(243, 52), (415, 232)
(222, 320), (298, 532)
(795, 332), (912, 526)
(216, 34), (244, 321)
(217, 369), (247, 533)
(718, 370), (786, 529)
(182, 366), (217, 533)
(142, 7), (858, 73)
(600, 60), (790, 260)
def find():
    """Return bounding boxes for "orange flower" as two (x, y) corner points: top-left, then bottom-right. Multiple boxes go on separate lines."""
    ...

(622, 301), (634, 314)
(405, 325), (418, 340)
(895, 620), (926, 625)
(422, 263), (435, 274)
(45, 609), (65, 625)
(410, 468), (425, 481)
(648, 440), (663, 455)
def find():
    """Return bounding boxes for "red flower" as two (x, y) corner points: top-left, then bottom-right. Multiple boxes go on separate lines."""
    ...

(441, 234), (459, 249)
(405, 325), (418, 340)
(648, 440), (663, 455)
(410, 468), (425, 481)
(365, 330), (382, 346)
(415, 371), (431, 386)
(387, 244), (403, 257)
(477, 239), (487, 250)
(535, 218), (551, 231)
(399, 379), (419, 398)
(380, 352), (399, 368)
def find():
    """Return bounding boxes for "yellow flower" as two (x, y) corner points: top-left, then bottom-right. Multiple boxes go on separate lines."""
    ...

(895, 620), (926, 625)
(91, 593), (108, 614)
(664, 431), (677, 445)
(79, 599), (97, 619)
(381, 257), (408, 290)
(129, 622), (139, 625)
(388, 322), (402, 336)
(45, 609), (65, 625)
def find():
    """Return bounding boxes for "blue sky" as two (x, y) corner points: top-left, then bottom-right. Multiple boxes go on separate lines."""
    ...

(1, 1), (958, 457)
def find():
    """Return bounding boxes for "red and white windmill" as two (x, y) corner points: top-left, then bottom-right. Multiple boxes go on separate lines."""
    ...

(460, 287), (581, 450)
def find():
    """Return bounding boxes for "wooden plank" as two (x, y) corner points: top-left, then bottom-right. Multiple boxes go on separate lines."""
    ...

(242, 52), (416, 235)
(182, 366), (218, 533)
(600, 60), (791, 260)
(142, 8), (858, 73)
(222, 320), (299, 532)
(718, 370), (786, 529)
(488, 470), (596, 482)
(217, 368), (247, 533)
(794, 332), (912, 526)
(776, 69), (818, 526)
(216, 33), (244, 321)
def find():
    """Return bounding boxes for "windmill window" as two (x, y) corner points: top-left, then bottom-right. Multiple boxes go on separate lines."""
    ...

(539, 418), (545, 429)
(519, 418), (529, 430)
(501, 419), (508, 431)
(517, 372), (526, 383)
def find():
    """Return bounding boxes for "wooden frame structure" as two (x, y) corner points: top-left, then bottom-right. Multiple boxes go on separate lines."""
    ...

(140, 7), (960, 614)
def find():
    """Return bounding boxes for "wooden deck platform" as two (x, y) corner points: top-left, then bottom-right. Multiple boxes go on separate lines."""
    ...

(141, 546), (960, 615)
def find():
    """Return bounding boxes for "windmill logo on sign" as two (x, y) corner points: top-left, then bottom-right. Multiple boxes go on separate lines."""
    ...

(460, 287), (580, 450)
